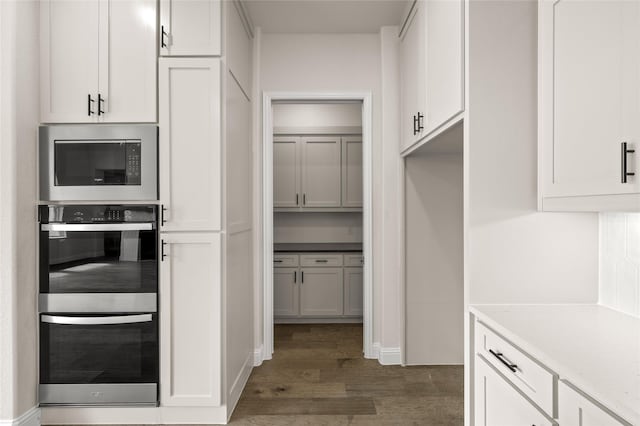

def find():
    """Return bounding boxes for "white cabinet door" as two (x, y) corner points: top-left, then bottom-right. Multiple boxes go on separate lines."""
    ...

(301, 137), (342, 208)
(400, 1), (427, 152)
(300, 268), (344, 316)
(273, 268), (299, 317)
(541, 0), (640, 198)
(226, 1), (252, 96)
(100, 0), (157, 123)
(160, 232), (221, 407)
(425, 0), (464, 132)
(343, 267), (363, 316)
(273, 138), (301, 208)
(40, 0), (100, 123)
(558, 381), (627, 426)
(474, 356), (554, 426)
(160, 0), (221, 56)
(159, 58), (221, 232)
(341, 137), (363, 208)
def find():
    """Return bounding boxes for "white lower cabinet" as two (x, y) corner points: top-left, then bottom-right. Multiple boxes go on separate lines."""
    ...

(474, 355), (554, 426)
(559, 381), (629, 426)
(160, 232), (221, 407)
(343, 267), (363, 316)
(300, 267), (344, 316)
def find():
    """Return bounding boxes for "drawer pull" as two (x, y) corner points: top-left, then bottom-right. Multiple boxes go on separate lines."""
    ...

(274, 260), (283, 263)
(315, 259), (328, 263)
(489, 349), (518, 373)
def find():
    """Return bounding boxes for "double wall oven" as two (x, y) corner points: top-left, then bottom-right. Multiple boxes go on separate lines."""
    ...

(38, 125), (160, 406)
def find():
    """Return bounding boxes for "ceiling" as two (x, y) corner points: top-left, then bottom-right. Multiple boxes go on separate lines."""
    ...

(243, 0), (409, 34)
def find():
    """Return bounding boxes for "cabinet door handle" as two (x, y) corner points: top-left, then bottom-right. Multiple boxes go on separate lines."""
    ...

(413, 114), (418, 135)
(303, 193), (306, 205)
(489, 349), (518, 373)
(315, 259), (328, 263)
(621, 142), (635, 183)
(417, 112), (424, 133)
(274, 259), (283, 263)
(161, 205), (167, 226)
(301, 271), (304, 283)
(294, 270), (297, 283)
(161, 25), (168, 48)
(87, 94), (95, 116)
(97, 94), (105, 116)
(161, 240), (167, 261)
(296, 193), (299, 205)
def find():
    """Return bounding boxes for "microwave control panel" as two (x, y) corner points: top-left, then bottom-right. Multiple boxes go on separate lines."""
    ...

(125, 142), (142, 185)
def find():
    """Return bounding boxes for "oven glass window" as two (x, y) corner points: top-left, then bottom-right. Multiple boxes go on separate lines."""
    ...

(40, 314), (158, 384)
(44, 230), (157, 293)
(54, 141), (141, 186)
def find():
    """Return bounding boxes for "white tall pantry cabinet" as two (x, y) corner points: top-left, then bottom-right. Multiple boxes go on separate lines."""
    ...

(157, 0), (254, 420)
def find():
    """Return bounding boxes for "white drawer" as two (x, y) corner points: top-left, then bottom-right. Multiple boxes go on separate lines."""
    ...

(344, 253), (364, 266)
(300, 254), (343, 267)
(475, 321), (557, 416)
(273, 254), (299, 267)
(559, 380), (630, 426)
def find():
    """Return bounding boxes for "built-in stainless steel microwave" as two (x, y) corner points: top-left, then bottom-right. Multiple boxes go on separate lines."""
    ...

(39, 125), (158, 201)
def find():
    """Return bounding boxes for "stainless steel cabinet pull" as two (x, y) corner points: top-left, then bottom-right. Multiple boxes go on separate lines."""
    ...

(161, 205), (167, 226)
(87, 94), (95, 116)
(42, 314), (152, 325)
(42, 223), (153, 232)
(489, 349), (518, 373)
(621, 142), (636, 183)
(161, 240), (167, 261)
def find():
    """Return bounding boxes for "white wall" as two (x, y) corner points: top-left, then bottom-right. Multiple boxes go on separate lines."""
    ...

(254, 29), (402, 354)
(273, 103), (361, 129)
(600, 213), (640, 317)
(0, 0), (39, 421)
(274, 212), (363, 243)
(466, 0), (599, 306)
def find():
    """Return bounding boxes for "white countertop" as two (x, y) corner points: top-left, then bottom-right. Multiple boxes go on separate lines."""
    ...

(470, 304), (640, 425)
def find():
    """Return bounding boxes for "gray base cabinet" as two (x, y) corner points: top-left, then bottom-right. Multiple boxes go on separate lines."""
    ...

(274, 252), (363, 320)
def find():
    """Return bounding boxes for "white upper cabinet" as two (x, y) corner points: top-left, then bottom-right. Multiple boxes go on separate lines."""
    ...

(301, 137), (342, 208)
(225, 1), (252, 96)
(159, 58), (221, 232)
(539, 0), (640, 211)
(341, 137), (363, 208)
(41, 0), (156, 123)
(274, 138), (301, 208)
(399, 0), (464, 153)
(40, 0), (100, 123)
(400, 2), (427, 152)
(160, 0), (222, 57)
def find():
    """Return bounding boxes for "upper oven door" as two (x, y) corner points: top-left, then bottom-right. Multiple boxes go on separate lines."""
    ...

(40, 223), (158, 296)
(39, 125), (157, 201)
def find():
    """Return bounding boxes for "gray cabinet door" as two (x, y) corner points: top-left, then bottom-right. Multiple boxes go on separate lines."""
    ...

(343, 267), (363, 316)
(274, 267), (299, 317)
(301, 137), (342, 207)
(273, 138), (301, 208)
(341, 137), (363, 207)
(300, 267), (344, 316)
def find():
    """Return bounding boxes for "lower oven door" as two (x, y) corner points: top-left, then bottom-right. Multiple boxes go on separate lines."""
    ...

(39, 313), (158, 406)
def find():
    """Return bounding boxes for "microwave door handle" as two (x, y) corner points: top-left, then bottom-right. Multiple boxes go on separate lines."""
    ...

(41, 223), (154, 232)
(41, 314), (153, 325)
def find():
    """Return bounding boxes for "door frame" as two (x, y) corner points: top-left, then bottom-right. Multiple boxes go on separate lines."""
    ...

(261, 92), (374, 360)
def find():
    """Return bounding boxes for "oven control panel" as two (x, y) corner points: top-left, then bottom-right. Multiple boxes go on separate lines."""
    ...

(39, 205), (157, 224)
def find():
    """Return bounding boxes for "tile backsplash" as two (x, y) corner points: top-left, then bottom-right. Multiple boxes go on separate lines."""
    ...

(600, 213), (640, 317)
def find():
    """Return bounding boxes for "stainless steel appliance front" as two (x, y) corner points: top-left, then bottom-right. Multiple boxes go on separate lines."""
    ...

(39, 125), (158, 201)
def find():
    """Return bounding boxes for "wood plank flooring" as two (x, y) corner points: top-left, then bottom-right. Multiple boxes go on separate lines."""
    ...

(229, 324), (463, 425)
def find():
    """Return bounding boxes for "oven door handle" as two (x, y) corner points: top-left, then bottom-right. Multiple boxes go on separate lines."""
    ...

(41, 314), (153, 325)
(41, 223), (154, 232)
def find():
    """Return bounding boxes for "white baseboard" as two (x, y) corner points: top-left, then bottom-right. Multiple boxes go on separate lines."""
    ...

(371, 343), (402, 365)
(0, 407), (41, 426)
(253, 345), (263, 366)
(227, 353), (253, 421)
(41, 406), (227, 425)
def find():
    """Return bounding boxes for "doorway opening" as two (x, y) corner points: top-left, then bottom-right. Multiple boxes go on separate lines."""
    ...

(261, 93), (373, 361)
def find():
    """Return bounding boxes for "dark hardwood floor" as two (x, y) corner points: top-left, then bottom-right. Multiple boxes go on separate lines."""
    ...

(229, 324), (464, 425)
